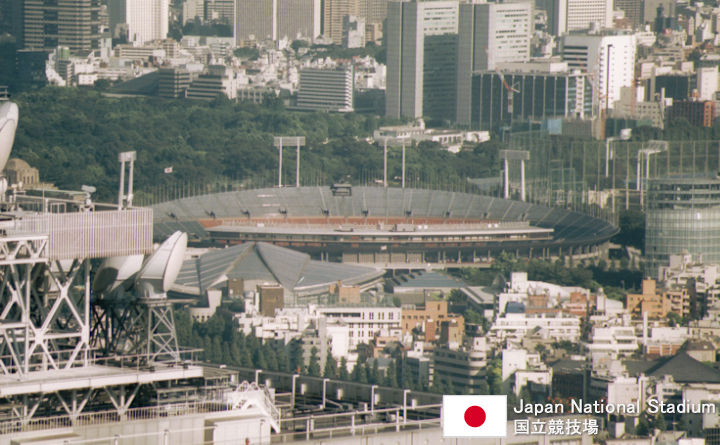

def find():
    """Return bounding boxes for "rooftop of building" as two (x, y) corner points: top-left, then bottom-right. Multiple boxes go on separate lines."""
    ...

(625, 351), (720, 383)
(173, 241), (384, 296)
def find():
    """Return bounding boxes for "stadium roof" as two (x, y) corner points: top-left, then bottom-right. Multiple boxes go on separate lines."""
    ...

(152, 186), (618, 247)
(172, 242), (384, 297)
(624, 352), (720, 383)
(643, 352), (720, 383)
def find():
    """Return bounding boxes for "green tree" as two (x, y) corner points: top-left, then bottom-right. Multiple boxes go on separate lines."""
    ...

(636, 414), (651, 436)
(323, 351), (338, 379)
(307, 346), (321, 377)
(338, 357), (349, 380)
(486, 359), (502, 395)
(612, 210), (645, 251)
(368, 359), (379, 384)
(352, 362), (367, 383)
(288, 339), (304, 373)
(384, 360), (398, 387)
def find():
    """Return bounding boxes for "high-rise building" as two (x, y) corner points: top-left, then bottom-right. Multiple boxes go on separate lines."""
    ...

(343, 15), (366, 48)
(561, 32), (636, 112)
(296, 66), (354, 112)
(536, 0), (612, 35)
(646, 176), (720, 278)
(322, 0), (387, 45)
(468, 61), (590, 130)
(205, 0), (234, 23)
(456, 1), (533, 126)
(696, 66), (718, 101)
(323, 0), (359, 45)
(235, 0), (321, 43)
(23, 0), (102, 54)
(158, 67), (191, 98)
(108, 0), (169, 46)
(386, 0), (459, 120)
(182, 0), (204, 24)
(0, 0), (24, 47)
(614, 0), (643, 28)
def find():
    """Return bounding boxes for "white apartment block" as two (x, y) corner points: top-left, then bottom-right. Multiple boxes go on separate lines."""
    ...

(109, 0), (169, 46)
(562, 32), (637, 112)
(316, 306), (401, 348)
(296, 66), (354, 112)
(433, 337), (489, 392)
(585, 326), (640, 358)
(489, 312), (581, 344)
(235, 0), (321, 43)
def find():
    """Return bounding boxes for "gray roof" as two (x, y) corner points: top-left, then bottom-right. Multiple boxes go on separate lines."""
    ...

(393, 270), (467, 289)
(173, 242), (384, 296)
(643, 352), (720, 383)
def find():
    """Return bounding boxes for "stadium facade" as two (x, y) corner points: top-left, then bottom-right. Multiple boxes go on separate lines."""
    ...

(152, 186), (618, 266)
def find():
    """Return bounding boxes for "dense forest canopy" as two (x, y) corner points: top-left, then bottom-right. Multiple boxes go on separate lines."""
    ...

(11, 88), (501, 202)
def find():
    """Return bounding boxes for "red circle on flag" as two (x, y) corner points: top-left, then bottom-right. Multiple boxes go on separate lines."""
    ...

(464, 405), (486, 428)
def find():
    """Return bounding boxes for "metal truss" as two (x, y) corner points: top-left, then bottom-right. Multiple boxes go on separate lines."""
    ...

(91, 294), (179, 365)
(0, 235), (90, 377)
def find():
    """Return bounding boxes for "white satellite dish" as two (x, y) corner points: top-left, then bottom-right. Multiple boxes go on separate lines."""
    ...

(93, 254), (145, 294)
(0, 102), (19, 172)
(136, 231), (187, 297)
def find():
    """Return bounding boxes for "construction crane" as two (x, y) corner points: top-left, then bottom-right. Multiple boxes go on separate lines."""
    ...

(499, 73), (520, 115)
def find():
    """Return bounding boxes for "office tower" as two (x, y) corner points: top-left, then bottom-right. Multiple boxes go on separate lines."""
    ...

(536, 0), (612, 36)
(205, 0), (235, 23)
(456, 1), (533, 126)
(0, 0), (24, 47)
(23, 0), (102, 54)
(561, 32), (636, 112)
(108, 0), (169, 46)
(235, 0), (321, 43)
(324, 0), (360, 44)
(322, 0), (386, 45)
(614, 0), (643, 28)
(469, 61), (590, 130)
(182, 0), (205, 24)
(296, 66), (354, 112)
(158, 67), (192, 98)
(386, 0), (459, 120)
(343, 15), (366, 48)
(697, 66), (719, 101)
(644, 0), (674, 24)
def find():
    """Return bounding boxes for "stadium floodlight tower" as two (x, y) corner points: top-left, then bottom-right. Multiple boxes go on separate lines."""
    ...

(637, 140), (669, 209)
(274, 136), (305, 187)
(500, 149), (531, 201)
(118, 150), (136, 209)
(380, 136), (410, 188)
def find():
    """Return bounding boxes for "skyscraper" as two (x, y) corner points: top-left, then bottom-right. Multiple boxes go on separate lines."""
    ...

(322, 0), (387, 45)
(23, 0), (102, 54)
(108, 0), (169, 46)
(456, 1), (533, 126)
(561, 32), (637, 112)
(386, 0), (458, 120)
(0, 0), (24, 46)
(235, 0), (321, 43)
(536, 0), (612, 35)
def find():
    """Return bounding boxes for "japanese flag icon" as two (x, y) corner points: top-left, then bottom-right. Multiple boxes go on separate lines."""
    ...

(442, 395), (508, 437)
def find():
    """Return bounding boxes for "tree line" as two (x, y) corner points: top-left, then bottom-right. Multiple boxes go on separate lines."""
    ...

(8, 87), (501, 203)
(175, 307), (508, 394)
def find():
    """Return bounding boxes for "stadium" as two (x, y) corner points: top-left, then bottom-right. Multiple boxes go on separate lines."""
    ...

(152, 185), (618, 267)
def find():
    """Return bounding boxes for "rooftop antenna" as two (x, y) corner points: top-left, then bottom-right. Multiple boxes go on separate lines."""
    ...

(118, 151), (136, 209)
